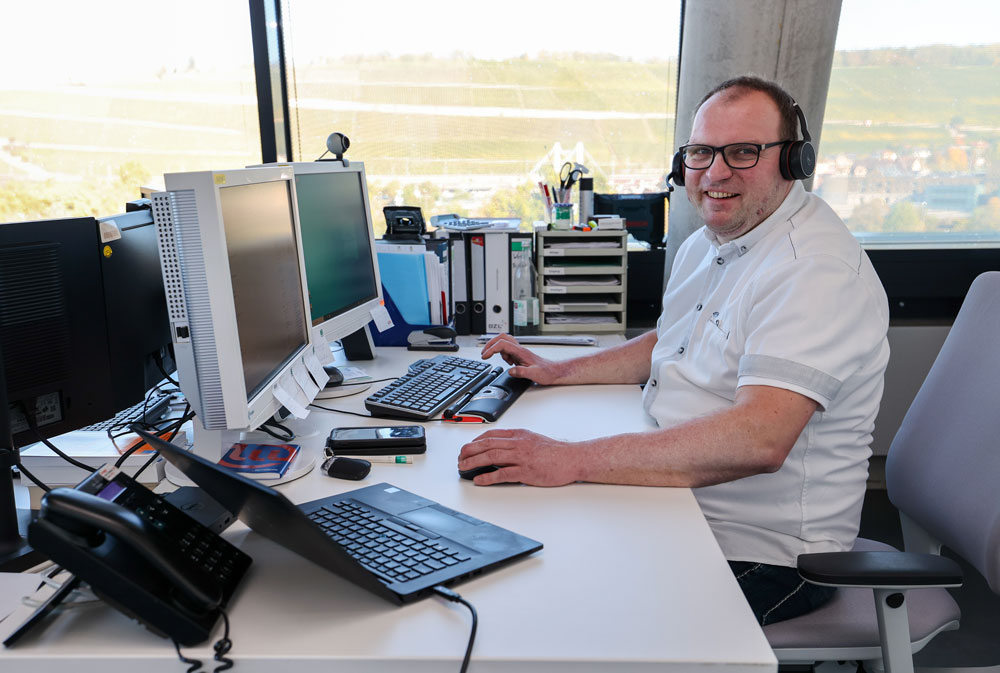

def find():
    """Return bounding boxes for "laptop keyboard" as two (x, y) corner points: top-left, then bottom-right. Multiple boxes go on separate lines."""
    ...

(308, 499), (473, 584)
(364, 355), (495, 420)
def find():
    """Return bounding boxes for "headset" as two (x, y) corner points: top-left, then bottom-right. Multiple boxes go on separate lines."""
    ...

(667, 102), (816, 189)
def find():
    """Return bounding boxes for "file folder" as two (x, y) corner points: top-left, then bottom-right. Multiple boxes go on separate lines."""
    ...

(469, 234), (486, 333)
(484, 232), (510, 334)
(450, 232), (470, 335)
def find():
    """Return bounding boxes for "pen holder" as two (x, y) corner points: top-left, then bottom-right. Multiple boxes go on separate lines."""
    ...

(550, 203), (573, 230)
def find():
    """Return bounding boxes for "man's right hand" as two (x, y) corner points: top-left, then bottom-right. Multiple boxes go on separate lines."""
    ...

(480, 333), (566, 385)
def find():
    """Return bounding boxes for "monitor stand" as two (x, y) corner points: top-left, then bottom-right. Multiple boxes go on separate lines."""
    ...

(0, 453), (45, 572)
(164, 419), (315, 488)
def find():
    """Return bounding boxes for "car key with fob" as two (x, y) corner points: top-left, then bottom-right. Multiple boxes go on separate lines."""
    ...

(325, 425), (426, 456)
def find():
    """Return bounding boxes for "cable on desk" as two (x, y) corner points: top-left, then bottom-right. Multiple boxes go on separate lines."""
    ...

(21, 400), (96, 475)
(171, 607), (234, 673)
(257, 419), (295, 442)
(432, 585), (478, 673)
(308, 403), (374, 419)
(15, 461), (50, 492)
(173, 640), (202, 673)
(124, 405), (193, 480)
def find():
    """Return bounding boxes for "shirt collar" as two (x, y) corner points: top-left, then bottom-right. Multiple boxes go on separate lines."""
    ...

(702, 182), (809, 255)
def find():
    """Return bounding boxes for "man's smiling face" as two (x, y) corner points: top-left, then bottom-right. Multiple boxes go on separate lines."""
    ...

(684, 89), (794, 242)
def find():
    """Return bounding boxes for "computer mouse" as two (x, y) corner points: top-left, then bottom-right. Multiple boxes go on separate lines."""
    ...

(323, 456), (371, 480)
(323, 365), (345, 387)
(458, 464), (500, 480)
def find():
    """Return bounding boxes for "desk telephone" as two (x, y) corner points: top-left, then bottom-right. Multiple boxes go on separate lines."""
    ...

(26, 464), (252, 646)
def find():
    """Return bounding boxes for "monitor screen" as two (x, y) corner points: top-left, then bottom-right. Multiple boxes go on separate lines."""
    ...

(218, 180), (310, 400)
(296, 172), (379, 325)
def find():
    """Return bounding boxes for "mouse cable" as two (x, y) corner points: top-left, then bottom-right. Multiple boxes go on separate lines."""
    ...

(307, 404), (374, 419)
(171, 607), (234, 673)
(432, 585), (478, 673)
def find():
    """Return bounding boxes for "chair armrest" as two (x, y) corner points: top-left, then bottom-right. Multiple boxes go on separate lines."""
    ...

(797, 551), (963, 589)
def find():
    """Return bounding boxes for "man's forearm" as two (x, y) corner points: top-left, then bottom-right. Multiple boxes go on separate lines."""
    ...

(552, 330), (658, 385)
(570, 385), (817, 487)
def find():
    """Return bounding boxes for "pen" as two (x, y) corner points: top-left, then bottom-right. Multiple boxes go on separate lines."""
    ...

(338, 455), (413, 464)
(442, 366), (504, 418)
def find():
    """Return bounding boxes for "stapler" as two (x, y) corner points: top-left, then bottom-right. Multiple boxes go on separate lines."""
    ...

(407, 326), (459, 351)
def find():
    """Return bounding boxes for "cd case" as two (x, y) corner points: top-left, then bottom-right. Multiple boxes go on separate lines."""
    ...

(218, 443), (300, 477)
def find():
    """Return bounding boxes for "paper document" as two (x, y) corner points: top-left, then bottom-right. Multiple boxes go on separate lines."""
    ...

(545, 275), (621, 287)
(544, 241), (621, 249)
(478, 334), (598, 347)
(544, 314), (619, 324)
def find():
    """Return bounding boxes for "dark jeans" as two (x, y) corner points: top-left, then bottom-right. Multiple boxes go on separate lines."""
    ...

(728, 560), (836, 626)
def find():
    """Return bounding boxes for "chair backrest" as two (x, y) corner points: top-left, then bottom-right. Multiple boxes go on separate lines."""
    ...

(886, 271), (1000, 593)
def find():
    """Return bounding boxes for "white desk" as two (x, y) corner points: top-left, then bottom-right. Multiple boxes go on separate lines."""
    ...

(0, 344), (777, 672)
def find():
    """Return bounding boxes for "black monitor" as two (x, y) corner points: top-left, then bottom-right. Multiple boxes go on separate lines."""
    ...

(98, 208), (176, 409)
(0, 211), (176, 570)
(593, 192), (669, 248)
(1, 216), (118, 570)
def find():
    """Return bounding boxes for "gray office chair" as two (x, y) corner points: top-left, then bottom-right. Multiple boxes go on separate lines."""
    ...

(765, 271), (1000, 673)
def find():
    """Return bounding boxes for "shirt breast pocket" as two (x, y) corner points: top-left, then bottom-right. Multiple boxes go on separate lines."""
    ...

(706, 311), (730, 341)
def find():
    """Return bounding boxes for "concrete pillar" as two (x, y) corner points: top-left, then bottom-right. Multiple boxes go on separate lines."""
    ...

(664, 0), (843, 286)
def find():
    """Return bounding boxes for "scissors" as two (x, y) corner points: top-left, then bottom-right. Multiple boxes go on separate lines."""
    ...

(559, 162), (587, 192)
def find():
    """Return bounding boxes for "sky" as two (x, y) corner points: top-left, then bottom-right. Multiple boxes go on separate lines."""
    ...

(1, 0), (998, 84)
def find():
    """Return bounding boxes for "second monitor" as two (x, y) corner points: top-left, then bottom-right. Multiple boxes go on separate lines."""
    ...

(257, 161), (384, 354)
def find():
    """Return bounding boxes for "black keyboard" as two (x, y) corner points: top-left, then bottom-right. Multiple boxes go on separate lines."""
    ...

(307, 499), (473, 585)
(364, 355), (495, 420)
(79, 391), (175, 432)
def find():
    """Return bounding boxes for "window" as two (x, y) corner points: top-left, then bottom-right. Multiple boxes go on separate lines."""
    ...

(279, 0), (681, 235)
(818, 0), (1000, 248)
(0, 2), (262, 222)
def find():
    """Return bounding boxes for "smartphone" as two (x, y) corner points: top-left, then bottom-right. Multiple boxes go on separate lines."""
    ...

(325, 425), (426, 455)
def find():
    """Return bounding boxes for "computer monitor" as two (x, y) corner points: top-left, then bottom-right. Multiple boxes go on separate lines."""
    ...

(593, 192), (669, 248)
(98, 208), (176, 410)
(254, 161), (383, 350)
(151, 166), (321, 484)
(1, 216), (118, 570)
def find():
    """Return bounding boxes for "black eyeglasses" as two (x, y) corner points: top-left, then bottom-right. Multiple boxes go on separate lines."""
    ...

(679, 141), (788, 170)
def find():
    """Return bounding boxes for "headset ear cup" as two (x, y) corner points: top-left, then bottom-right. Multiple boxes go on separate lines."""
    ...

(791, 141), (816, 180)
(779, 140), (816, 181)
(778, 142), (795, 180)
(670, 151), (685, 187)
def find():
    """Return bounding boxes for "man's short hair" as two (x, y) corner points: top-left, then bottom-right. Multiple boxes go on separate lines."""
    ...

(697, 76), (800, 142)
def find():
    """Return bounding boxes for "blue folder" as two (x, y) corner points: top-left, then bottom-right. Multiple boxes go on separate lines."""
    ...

(371, 283), (451, 347)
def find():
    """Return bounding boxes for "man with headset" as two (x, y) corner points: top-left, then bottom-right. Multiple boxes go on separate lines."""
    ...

(459, 75), (890, 625)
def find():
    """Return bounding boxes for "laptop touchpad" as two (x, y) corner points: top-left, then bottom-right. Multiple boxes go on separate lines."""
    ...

(399, 505), (482, 537)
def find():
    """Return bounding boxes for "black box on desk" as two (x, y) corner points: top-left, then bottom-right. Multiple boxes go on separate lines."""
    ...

(626, 249), (665, 327)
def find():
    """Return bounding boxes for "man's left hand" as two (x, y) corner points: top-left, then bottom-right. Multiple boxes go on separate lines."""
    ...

(457, 428), (580, 486)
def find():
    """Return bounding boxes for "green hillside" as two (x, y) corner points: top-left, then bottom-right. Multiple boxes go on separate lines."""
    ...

(1, 46), (997, 223)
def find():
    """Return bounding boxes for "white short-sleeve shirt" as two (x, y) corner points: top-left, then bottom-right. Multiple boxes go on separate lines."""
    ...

(642, 182), (890, 566)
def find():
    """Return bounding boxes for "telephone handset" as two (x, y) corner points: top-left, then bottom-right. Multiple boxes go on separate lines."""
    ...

(26, 464), (252, 646)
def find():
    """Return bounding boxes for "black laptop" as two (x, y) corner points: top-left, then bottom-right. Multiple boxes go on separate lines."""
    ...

(138, 431), (542, 604)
